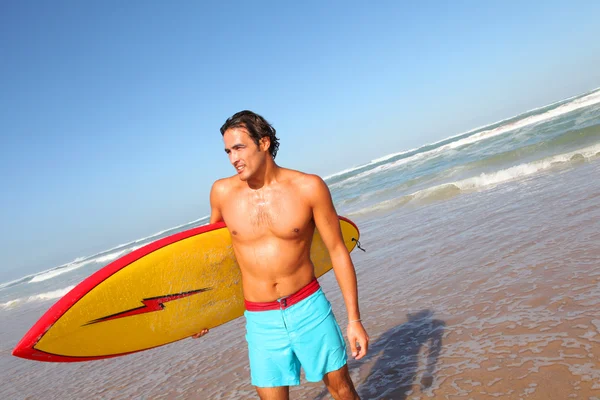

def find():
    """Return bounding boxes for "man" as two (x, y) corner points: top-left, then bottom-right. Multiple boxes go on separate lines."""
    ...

(194, 110), (368, 400)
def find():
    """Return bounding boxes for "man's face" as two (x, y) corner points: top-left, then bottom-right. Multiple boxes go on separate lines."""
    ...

(223, 127), (268, 181)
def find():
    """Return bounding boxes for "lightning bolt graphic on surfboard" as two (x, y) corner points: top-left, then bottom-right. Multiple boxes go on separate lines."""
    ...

(85, 288), (212, 325)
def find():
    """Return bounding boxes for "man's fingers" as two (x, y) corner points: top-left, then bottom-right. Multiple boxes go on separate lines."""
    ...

(355, 336), (369, 359)
(191, 328), (209, 339)
(348, 324), (369, 359)
(358, 337), (369, 359)
(349, 335), (358, 357)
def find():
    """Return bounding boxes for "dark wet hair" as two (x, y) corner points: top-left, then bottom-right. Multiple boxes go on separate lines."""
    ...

(220, 110), (280, 159)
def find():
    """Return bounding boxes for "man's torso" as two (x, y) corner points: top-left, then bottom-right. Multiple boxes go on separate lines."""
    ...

(217, 169), (317, 301)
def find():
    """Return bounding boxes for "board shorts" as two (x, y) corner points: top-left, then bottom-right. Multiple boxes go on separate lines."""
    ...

(243, 278), (347, 387)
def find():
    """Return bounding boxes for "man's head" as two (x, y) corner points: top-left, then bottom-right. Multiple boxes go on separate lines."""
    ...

(221, 110), (280, 181)
(220, 110), (280, 159)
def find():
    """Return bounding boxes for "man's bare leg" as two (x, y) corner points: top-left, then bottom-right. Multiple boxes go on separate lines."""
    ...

(323, 365), (360, 400)
(255, 386), (289, 400)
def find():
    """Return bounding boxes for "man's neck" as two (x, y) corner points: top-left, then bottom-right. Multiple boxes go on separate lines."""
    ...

(246, 159), (279, 190)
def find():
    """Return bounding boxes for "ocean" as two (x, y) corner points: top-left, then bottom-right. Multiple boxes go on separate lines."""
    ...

(2, 88), (600, 399)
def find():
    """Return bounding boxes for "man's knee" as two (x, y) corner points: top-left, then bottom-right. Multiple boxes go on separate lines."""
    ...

(324, 366), (360, 400)
(330, 384), (359, 400)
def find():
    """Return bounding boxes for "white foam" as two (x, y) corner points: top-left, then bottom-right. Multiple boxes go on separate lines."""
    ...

(98, 215), (210, 254)
(28, 285), (75, 301)
(325, 102), (526, 182)
(0, 257), (91, 290)
(21, 244), (148, 287)
(324, 163), (370, 180)
(332, 89), (600, 189)
(2, 215), (211, 293)
(350, 142), (600, 216)
(445, 90), (600, 152)
(456, 142), (600, 191)
(0, 285), (76, 310)
(323, 149), (420, 181)
(348, 184), (460, 215)
(87, 217), (212, 266)
(128, 244), (146, 252)
(330, 152), (420, 188)
(29, 260), (95, 283)
(0, 299), (20, 309)
(92, 249), (129, 264)
(0, 274), (36, 290)
(91, 241), (164, 264)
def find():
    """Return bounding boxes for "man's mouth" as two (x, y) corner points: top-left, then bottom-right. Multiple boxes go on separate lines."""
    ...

(236, 165), (245, 174)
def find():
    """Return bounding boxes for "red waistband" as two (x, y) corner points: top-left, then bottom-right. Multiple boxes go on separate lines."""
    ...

(244, 278), (320, 311)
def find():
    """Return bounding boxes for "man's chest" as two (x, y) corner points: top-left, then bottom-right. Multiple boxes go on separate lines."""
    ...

(221, 190), (313, 239)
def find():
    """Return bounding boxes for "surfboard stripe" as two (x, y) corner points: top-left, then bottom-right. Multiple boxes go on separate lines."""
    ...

(13, 217), (360, 362)
(12, 222), (227, 362)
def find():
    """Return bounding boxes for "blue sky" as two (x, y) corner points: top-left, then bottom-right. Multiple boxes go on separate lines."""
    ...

(1, 1), (599, 281)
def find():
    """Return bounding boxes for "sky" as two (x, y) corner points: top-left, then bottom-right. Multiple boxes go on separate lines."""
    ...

(1, 0), (600, 281)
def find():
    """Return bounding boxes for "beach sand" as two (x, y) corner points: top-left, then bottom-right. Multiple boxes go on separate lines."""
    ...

(289, 160), (600, 400)
(2, 160), (599, 399)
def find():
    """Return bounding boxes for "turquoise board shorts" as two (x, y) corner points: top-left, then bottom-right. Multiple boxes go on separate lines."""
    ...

(244, 285), (347, 387)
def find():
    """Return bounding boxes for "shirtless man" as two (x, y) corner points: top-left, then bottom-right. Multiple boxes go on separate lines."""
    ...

(195, 110), (368, 400)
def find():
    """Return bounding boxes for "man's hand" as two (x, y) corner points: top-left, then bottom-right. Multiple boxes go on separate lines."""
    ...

(191, 329), (209, 339)
(347, 321), (369, 359)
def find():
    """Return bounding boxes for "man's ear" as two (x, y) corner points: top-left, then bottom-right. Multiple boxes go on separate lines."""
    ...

(260, 136), (271, 153)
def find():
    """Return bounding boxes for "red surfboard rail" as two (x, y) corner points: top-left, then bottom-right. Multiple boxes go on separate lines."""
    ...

(12, 216), (359, 362)
(12, 221), (227, 362)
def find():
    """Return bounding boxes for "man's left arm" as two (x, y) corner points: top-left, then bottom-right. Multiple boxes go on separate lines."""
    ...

(308, 175), (369, 359)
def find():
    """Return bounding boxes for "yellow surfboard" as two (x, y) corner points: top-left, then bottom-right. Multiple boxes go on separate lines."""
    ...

(12, 217), (360, 362)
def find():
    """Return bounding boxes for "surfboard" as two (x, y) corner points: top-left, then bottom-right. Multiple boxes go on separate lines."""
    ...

(12, 216), (360, 362)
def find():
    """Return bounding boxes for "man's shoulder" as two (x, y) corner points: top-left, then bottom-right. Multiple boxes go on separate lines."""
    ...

(211, 175), (240, 194)
(281, 168), (325, 185)
(280, 168), (329, 197)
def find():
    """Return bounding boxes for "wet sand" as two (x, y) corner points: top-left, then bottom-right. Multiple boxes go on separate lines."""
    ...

(2, 160), (599, 399)
(295, 160), (600, 400)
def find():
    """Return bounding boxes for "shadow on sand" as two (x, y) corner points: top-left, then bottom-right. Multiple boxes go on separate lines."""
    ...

(315, 309), (445, 400)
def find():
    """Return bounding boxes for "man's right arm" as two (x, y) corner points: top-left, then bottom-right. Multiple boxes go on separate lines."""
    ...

(209, 179), (225, 224)
(192, 180), (225, 340)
